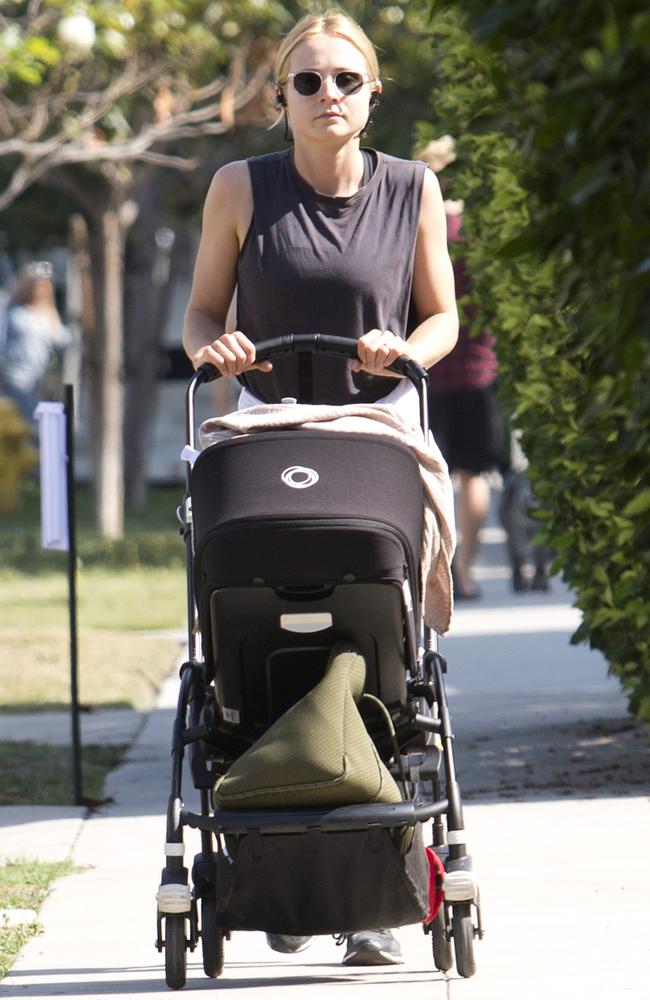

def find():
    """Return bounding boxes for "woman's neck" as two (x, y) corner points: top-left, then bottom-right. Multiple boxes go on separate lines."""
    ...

(292, 141), (365, 198)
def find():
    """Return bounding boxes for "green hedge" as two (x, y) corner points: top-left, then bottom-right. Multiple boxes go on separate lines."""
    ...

(0, 481), (185, 571)
(425, 1), (650, 719)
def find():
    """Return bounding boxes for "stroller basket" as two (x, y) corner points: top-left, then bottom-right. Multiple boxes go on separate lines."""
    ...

(186, 810), (435, 936)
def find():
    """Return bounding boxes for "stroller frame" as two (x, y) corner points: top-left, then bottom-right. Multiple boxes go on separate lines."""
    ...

(155, 336), (483, 988)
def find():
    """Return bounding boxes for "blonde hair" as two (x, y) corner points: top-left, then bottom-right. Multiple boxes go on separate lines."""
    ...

(415, 135), (457, 174)
(274, 10), (379, 85)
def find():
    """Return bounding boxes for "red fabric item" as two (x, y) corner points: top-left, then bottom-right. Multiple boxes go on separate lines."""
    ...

(424, 846), (445, 924)
(428, 210), (498, 392)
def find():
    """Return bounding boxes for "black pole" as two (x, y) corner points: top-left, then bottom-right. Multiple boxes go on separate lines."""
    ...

(64, 384), (83, 806)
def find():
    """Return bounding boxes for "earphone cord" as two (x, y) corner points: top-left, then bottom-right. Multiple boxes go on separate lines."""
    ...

(283, 109), (292, 143)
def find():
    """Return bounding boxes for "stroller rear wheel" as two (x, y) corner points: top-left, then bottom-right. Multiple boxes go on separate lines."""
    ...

(201, 897), (224, 978)
(431, 904), (453, 972)
(164, 914), (187, 990)
(452, 903), (476, 978)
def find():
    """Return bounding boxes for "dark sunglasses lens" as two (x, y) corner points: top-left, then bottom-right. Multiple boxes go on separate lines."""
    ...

(335, 71), (364, 95)
(293, 71), (322, 96)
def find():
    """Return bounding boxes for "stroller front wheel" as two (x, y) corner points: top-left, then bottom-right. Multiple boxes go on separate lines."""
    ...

(164, 914), (187, 990)
(431, 904), (453, 972)
(452, 903), (476, 978)
(201, 897), (225, 978)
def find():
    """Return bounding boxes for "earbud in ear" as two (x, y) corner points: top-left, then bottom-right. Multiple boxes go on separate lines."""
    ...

(275, 88), (286, 108)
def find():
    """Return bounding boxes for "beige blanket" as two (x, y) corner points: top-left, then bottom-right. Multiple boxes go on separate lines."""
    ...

(200, 402), (456, 634)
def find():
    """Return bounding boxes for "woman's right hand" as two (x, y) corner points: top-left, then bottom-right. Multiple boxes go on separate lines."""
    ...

(191, 331), (273, 377)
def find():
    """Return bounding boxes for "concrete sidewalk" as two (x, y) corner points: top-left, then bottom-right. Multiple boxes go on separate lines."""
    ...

(0, 708), (146, 869)
(2, 528), (649, 998)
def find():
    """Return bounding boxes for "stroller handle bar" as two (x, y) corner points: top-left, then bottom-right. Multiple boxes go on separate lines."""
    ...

(185, 332), (431, 456)
(195, 334), (429, 387)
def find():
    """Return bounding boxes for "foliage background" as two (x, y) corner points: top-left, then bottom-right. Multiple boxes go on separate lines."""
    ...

(422, 0), (650, 719)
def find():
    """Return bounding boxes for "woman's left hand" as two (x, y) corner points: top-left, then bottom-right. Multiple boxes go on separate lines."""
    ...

(350, 328), (407, 376)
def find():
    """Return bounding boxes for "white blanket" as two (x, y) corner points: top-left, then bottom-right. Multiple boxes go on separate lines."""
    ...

(200, 402), (456, 635)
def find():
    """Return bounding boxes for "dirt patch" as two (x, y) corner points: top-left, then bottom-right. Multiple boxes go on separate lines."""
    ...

(455, 715), (650, 802)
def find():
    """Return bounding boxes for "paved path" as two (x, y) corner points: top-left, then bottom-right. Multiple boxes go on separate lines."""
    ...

(2, 525), (649, 998)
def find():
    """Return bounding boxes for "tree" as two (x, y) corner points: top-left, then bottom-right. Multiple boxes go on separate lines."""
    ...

(0, 0), (278, 537)
(424, 0), (650, 719)
(0, 0), (451, 534)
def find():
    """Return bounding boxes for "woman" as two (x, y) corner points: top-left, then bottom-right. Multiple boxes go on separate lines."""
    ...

(183, 9), (458, 965)
(183, 9), (458, 414)
(0, 261), (70, 426)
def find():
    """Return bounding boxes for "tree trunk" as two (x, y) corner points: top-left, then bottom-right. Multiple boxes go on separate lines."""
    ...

(92, 202), (126, 539)
(68, 211), (95, 409)
(123, 177), (175, 512)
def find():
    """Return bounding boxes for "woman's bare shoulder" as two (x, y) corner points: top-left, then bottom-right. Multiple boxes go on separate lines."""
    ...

(205, 160), (251, 203)
(418, 169), (447, 235)
(203, 160), (253, 241)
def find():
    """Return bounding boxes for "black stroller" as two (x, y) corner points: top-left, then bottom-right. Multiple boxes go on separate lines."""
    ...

(155, 336), (483, 988)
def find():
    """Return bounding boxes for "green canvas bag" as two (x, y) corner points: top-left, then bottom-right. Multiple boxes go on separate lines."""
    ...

(213, 642), (402, 809)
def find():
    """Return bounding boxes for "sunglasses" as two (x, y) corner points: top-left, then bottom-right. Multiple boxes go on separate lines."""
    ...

(286, 70), (374, 98)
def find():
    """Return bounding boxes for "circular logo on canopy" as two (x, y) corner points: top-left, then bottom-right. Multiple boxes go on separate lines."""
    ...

(281, 465), (319, 489)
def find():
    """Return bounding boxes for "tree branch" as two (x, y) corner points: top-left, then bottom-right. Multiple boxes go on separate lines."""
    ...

(137, 150), (199, 170)
(0, 157), (50, 212)
(0, 41), (272, 214)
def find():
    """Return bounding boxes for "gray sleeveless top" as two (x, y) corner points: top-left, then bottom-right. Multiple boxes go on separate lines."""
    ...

(236, 149), (426, 405)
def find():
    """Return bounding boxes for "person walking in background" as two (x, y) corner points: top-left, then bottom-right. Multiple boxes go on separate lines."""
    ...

(0, 260), (71, 426)
(499, 428), (552, 592)
(416, 137), (504, 600)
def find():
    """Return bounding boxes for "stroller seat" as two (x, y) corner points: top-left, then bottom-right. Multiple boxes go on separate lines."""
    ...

(191, 429), (425, 733)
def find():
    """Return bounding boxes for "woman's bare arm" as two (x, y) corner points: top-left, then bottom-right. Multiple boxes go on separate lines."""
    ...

(182, 162), (271, 375)
(406, 169), (459, 365)
(353, 169), (458, 375)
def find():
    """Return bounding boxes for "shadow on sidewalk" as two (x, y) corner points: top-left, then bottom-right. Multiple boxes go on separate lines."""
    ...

(455, 712), (650, 803)
(7, 962), (443, 995)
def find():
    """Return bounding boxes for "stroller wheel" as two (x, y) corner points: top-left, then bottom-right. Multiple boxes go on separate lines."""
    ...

(201, 898), (224, 978)
(431, 904), (453, 972)
(164, 914), (187, 990)
(452, 903), (476, 978)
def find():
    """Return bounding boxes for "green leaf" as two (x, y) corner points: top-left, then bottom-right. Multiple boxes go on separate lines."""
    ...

(623, 490), (650, 517)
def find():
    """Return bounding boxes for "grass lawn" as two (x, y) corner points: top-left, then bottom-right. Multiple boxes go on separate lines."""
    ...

(0, 569), (185, 711)
(0, 482), (187, 712)
(0, 482), (187, 804)
(0, 858), (78, 979)
(0, 742), (127, 806)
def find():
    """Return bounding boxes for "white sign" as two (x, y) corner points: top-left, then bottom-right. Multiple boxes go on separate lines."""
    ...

(34, 402), (69, 551)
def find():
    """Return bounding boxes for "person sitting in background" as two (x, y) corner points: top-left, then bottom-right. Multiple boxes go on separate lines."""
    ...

(416, 137), (504, 600)
(0, 261), (71, 426)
